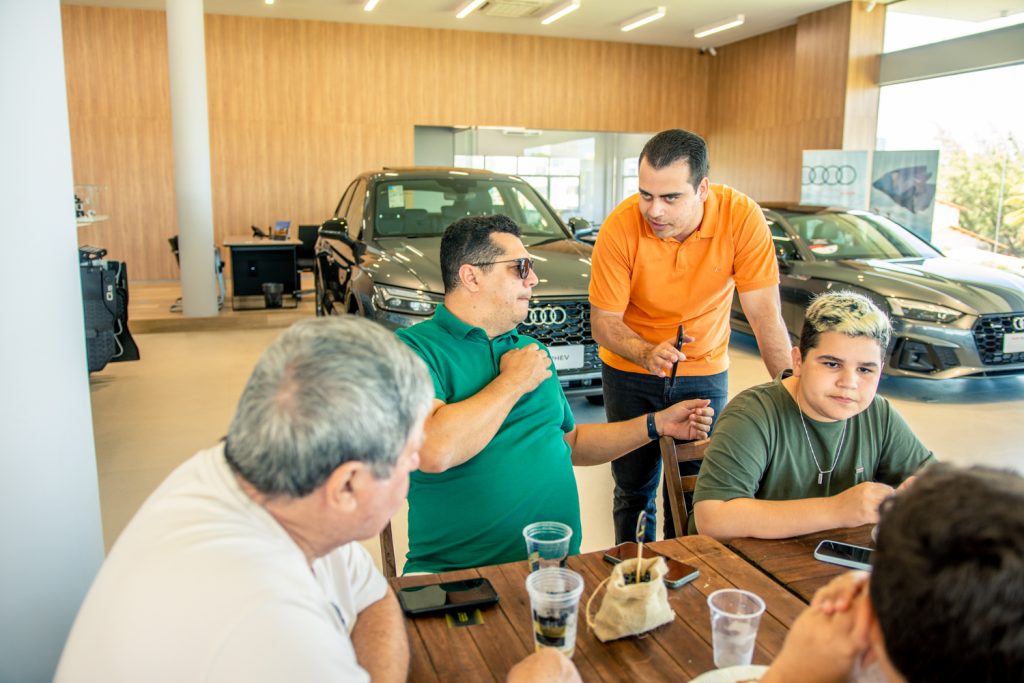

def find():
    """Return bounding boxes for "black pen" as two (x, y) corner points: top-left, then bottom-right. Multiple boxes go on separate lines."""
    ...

(668, 324), (684, 390)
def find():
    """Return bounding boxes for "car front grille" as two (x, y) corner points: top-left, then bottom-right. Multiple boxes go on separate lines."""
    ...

(972, 313), (1024, 365)
(521, 299), (602, 373)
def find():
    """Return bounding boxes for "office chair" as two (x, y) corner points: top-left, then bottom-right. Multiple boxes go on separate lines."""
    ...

(294, 225), (318, 299)
(168, 235), (226, 312)
(659, 436), (711, 538)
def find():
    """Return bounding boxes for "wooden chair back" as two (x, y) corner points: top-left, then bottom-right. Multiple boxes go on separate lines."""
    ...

(379, 522), (398, 578)
(659, 436), (711, 538)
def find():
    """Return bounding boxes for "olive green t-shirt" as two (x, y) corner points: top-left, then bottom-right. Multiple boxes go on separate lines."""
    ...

(396, 305), (581, 573)
(691, 371), (935, 534)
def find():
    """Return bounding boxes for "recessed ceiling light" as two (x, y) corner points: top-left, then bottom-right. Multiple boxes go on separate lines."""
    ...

(620, 6), (666, 32)
(363, 0), (381, 10)
(693, 14), (745, 39)
(540, 0), (581, 26)
(456, 0), (486, 20)
(264, 0), (274, 5)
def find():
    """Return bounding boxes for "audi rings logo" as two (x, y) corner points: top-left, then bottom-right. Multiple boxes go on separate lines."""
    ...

(1013, 316), (1024, 332)
(802, 165), (858, 186)
(524, 306), (568, 326)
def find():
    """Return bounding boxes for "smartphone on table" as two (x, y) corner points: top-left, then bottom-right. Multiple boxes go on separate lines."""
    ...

(397, 578), (500, 616)
(813, 540), (874, 571)
(603, 542), (700, 588)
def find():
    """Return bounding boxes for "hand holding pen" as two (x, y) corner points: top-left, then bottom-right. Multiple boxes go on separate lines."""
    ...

(668, 324), (685, 389)
(644, 324), (692, 378)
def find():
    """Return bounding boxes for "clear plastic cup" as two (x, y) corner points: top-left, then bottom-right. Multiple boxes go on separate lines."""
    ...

(525, 567), (584, 658)
(707, 588), (766, 668)
(523, 521), (573, 572)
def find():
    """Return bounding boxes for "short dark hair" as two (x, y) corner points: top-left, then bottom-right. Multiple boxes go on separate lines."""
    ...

(638, 129), (709, 190)
(440, 214), (521, 293)
(871, 464), (1024, 683)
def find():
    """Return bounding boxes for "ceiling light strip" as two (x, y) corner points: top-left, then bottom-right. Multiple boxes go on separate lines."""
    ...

(693, 14), (745, 39)
(456, 0), (487, 20)
(620, 6), (666, 32)
(541, 0), (581, 26)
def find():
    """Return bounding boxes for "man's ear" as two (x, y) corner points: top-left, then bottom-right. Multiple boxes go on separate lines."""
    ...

(324, 461), (362, 513)
(791, 346), (803, 376)
(458, 263), (481, 292)
(697, 176), (710, 202)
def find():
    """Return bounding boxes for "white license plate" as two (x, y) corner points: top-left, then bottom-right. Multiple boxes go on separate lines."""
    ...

(550, 344), (585, 371)
(1004, 332), (1024, 354)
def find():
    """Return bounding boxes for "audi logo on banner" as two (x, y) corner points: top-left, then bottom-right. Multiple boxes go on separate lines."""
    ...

(802, 165), (858, 186)
(524, 306), (568, 326)
(1013, 316), (1024, 332)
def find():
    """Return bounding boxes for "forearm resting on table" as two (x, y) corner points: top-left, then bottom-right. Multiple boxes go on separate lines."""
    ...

(418, 377), (525, 473)
(694, 497), (847, 542)
(350, 590), (408, 683)
(590, 309), (652, 368)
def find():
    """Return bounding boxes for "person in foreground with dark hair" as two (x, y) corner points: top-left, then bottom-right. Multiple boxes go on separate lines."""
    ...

(55, 317), (579, 683)
(396, 214), (714, 573)
(589, 127), (793, 542)
(693, 290), (935, 539)
(761, 463), (1024, 683)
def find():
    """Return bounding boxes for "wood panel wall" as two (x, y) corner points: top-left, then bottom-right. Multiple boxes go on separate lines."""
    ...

(62, 6), (709, 280)
(707, 1), (884, 203)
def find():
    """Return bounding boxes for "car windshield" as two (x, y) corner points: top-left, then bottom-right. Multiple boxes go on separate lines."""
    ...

(371, 177), (567, 239)
(784, 211), (942, 261)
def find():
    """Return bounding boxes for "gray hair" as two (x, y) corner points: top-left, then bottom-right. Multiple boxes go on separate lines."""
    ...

(798, 290), (892, 356)
(225, 317), (433, 497)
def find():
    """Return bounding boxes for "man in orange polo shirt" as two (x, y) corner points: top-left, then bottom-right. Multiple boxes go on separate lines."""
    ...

(590, 128), (792, 542)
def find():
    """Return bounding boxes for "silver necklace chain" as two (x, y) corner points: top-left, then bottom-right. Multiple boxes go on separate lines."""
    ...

(797, 393), (848, 485)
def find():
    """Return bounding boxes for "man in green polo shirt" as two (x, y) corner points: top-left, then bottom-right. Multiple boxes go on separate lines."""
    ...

(396, 215), (715, 573)
(692, 291), (935, 540)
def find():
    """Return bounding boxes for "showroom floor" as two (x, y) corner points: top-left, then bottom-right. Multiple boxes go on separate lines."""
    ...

(89, 325), (1024, 573)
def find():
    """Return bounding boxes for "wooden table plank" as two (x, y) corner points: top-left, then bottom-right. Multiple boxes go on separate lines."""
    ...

(727, 525), (874, 603)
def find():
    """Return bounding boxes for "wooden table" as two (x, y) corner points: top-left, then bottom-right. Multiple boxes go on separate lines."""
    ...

(727, 525), (874, 603)
(391, 535), (806, 682)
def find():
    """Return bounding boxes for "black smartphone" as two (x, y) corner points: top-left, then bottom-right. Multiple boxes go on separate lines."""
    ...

(813, 540), (874, 571)
(603, 542), (700, 589)
(397, 578), (499, 616)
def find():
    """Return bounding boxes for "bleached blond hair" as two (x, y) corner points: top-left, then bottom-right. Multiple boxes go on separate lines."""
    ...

(798, 290), (892, 355)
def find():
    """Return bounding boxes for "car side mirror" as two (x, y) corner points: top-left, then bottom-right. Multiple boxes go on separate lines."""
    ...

(319, 218), (367, 264)
(568, 217), (591, 235)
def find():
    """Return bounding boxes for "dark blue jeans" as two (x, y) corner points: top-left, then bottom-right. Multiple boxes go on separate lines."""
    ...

(603, 364), (728, 542)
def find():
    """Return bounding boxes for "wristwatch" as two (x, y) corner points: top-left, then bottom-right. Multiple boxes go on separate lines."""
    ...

(646, 412), (659, 440)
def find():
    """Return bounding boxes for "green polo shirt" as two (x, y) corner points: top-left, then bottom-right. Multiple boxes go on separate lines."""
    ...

(396, 304), (581, 573)
(690, 371), (935, 534)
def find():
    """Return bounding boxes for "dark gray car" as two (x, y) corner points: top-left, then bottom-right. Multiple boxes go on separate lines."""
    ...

(731, 205), (1024, 379)
(314, 167), (602, 398)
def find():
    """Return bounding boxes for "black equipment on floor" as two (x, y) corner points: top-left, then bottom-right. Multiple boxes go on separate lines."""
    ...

(80, 247), (140, 372)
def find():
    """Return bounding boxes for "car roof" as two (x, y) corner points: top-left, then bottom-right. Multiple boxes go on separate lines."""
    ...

(360, 166), (520, 182)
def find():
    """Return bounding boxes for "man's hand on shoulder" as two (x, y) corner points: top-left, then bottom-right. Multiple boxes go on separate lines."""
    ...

(656, 399), (713, 441)
(499, 345), (552, 394)
(507, 649), (581, 683)
(832, 482), (894, 527)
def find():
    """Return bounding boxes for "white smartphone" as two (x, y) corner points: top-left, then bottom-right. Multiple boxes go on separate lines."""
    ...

(813, 540), (874, 571)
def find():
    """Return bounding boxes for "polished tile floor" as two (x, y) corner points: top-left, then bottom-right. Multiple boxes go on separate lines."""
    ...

(89, 327), (1024, 572)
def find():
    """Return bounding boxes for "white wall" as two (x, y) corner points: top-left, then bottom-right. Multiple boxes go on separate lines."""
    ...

(0, 2), (105, 681)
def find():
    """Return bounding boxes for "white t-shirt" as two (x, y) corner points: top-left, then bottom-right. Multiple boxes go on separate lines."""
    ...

(55, 444), (388, 682)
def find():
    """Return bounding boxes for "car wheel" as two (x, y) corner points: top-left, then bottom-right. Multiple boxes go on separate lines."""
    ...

(585, 394), (604, 406)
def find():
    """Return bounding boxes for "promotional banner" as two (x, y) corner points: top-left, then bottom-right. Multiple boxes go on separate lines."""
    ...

(800, 150), (869, 209)
(870, 150), (940, 241)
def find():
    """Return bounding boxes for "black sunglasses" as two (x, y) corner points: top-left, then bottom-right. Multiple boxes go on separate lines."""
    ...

(471, 257), (535, 280)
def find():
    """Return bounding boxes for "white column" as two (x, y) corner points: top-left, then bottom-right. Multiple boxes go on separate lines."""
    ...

(166, 0), (218, 316)
(0, 2), (105, 681)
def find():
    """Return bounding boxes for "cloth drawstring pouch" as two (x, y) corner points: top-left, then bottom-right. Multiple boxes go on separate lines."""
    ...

(585, 555), (675, 642)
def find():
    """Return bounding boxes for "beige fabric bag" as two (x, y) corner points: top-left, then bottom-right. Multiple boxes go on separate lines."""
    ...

(585, 556), (675, 642)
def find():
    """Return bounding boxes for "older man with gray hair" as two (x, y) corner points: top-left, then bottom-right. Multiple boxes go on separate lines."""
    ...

(56, 318), (578, 683)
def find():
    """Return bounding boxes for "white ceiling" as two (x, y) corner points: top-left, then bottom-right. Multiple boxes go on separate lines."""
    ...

(61, 0), (1024, 48)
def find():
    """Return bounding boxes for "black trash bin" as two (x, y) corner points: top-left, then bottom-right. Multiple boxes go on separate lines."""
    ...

(262, 282), (284, 308)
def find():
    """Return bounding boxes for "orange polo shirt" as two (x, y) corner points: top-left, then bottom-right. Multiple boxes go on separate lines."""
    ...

(589, 184), (778, 377)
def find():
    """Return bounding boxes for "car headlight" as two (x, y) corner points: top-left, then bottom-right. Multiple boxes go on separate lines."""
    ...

(886, 297), (964, 324)
(373, 285), (441, 315)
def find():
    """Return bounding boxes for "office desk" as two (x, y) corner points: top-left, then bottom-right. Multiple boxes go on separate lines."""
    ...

(727, 525), (874, 603)
(223, 235), (301, 311)
(391, 536), (805, 682)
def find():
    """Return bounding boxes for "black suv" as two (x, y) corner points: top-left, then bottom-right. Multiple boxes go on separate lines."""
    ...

(315, 167), (602, 398)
